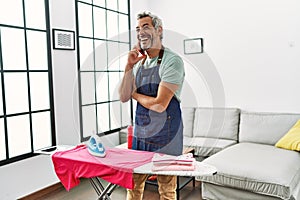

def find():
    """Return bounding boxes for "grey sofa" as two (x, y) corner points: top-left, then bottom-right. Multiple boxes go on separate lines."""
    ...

(182, 107), (300, 200)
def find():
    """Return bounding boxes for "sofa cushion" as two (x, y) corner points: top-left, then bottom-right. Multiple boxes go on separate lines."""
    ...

(239, 112), (300, 145)
(198, 143), (300, 200)
(181, 107), (195, 137)
(192, 107), (240, 140)
(183, 136), (236, 157)
(276, 119), (300, 151)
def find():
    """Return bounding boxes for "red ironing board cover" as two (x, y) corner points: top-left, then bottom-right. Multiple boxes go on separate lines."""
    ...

(51, 145), (154, 190)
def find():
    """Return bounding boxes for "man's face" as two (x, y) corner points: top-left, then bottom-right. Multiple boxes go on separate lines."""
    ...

(136, 17), (161, 50)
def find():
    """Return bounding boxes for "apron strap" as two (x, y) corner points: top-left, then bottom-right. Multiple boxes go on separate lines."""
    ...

(141, 47), (165, 66)
(157, 46), (164, 66)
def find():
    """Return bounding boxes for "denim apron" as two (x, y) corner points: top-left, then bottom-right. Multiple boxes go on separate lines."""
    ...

(132, 48), (183, 156)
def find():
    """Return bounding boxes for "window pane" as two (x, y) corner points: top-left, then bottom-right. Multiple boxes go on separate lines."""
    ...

(119, 0), (128, 14)
(27, 31), (48, 70)
(96, 72), (108, 103)
(94, 0), (105, 7)
(94, 40), (107, 71)
(80, 72), (95, 105)
(0, 118), (5, 160)
(0, 0), (53, 165)
(109, 72), (121, 101)
(119, 43), (129, 69)
(119, 58), (127, 72)
(32, 111), (51, 150)
(108, 57), (119, 71)
(78, 0), (130, 139)
(110, 101), (121, 130)
(0, 75), (3, 116)
(107, 11), (119, 40)
(119, 42), (130, 55)
(1, 27), (26, 70)
(93, 7), (106, 39)
(4, 73), (29, 114)
(121, 101), (131, 126)
(0, 0), (24, 26)
(7, 114), (31, 157)
(82, 105), (97, 137)
(78, 3), (93, 37)
(106, 0), (118, 11)
(119, 14), (129, 42)
(30, 72), (50, 111)
(107, 41), (119, 70)
(97, 103), (109, 132)
(24, 0), (46, 30)
(79, 38), (94, 71)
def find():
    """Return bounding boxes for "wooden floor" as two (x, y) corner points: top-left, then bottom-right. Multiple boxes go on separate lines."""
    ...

(41, 178), (203, 200)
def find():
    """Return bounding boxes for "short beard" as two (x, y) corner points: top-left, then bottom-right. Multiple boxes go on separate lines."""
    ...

(142, 44), (150, 50)
(140, 35), (153, 50)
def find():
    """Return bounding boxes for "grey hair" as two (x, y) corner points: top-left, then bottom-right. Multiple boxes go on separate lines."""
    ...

(137, 11), (163, 39)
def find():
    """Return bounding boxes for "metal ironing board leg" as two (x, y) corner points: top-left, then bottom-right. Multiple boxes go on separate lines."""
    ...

(90, 178), (102, 196)
(106, 184), (118, 196)
(89, 177), (118, 200)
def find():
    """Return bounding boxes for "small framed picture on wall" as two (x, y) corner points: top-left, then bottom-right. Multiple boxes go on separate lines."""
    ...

(52, 29), (75, 50)
(184, 38), (203, 54)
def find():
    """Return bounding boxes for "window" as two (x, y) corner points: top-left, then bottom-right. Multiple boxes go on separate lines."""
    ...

(0, 0), (55, 165)
(76, 0), (131, 140)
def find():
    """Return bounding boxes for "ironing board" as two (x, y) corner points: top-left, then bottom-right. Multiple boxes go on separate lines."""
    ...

(51, 144), (217, 200)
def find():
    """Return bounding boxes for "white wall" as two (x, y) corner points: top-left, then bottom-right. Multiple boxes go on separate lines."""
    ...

(50, 0), (80, 145)
(131, 0), (300, 113)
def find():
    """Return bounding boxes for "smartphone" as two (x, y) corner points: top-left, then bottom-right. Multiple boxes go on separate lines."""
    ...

(41, 146), (57, 152)
(138, 43), (146, 56)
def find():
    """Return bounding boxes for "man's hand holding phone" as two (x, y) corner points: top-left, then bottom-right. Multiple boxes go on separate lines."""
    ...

(126, 43), (146, 72)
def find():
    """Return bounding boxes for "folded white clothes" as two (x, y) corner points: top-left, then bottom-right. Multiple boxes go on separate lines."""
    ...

(152, 153), (195, 165)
